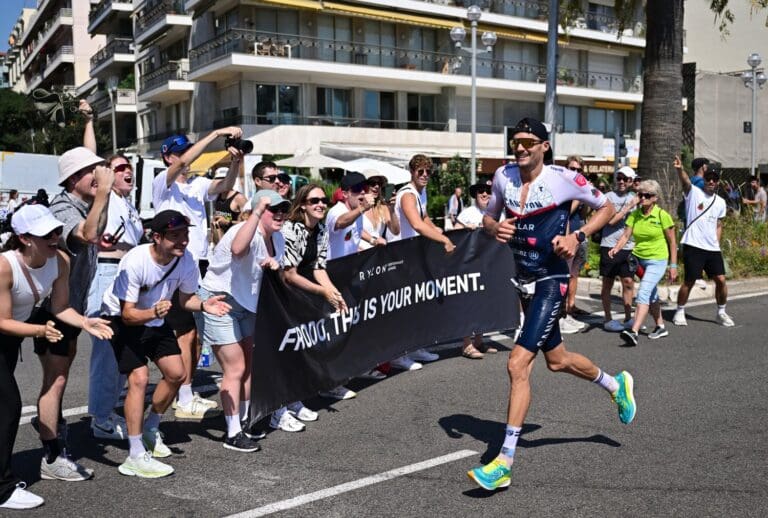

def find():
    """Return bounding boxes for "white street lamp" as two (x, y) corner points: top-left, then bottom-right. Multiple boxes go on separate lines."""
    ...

(450, 5), (496, 187)
(742, 52), (766, 177)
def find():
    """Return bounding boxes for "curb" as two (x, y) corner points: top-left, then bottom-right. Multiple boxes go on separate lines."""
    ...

(575, 276), (768, 304)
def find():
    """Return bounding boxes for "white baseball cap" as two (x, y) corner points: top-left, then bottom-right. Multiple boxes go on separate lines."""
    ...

(213, 167), (229, 179)
(58, 146), (105, 186)
(615, 166), (637, 179)
(11, 204), (64, 237)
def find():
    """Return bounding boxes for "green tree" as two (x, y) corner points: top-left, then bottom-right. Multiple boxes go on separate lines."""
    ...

(0, 89), (41, 152)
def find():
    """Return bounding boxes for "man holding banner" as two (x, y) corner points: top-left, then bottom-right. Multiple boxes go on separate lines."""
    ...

(468, 118), (636, 491)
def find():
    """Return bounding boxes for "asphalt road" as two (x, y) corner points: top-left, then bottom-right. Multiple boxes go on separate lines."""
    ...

(9, 293), (768, 517)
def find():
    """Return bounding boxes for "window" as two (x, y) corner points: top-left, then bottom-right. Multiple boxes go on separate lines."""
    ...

(407, 93), (437, 130)
(587, 2), (617, 31)
(361, 21), (395, 67)
(317, 15), (352, 63)
(558, 105), (580, 133)
(256, 84), (300, 125)
(317, 87), (351, 123)
(585, 108), (626, 137)
(363, 90), (395, 128)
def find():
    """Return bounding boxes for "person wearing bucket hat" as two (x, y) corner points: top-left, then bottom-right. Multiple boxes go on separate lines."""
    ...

(469, 117), (634, 491)
(152, 125), (245, 419)
(193, 190), (289, 450)
(33, 143), (114, 482)
(99, 209), (231, 478)
(211, 167), (248, 244)
(0, 205), (115, 498)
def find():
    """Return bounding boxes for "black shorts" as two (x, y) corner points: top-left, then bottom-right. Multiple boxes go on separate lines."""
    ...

(109, 318), (181, 374)
(165, 288), (196, 334)
(599, 247), (634, 278)
(32, 309), (81, 357)
(682, 245), (725, 282)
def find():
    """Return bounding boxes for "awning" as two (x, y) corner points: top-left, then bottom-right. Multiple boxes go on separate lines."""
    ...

(594, 101), (636, 111)
(189, 151), (229, 175)
(260, 0), (323, 10)
(322, 2), (457, 29)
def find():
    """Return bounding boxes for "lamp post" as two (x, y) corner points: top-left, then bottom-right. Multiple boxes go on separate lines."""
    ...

(742, 52), (767, 177)
(450, 5), (496, 187)
(106, 75), (119, 154)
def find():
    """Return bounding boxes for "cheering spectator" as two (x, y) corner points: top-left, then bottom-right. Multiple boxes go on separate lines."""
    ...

(249, 161), (292, 203)
(358, 175), (399, 250)
(446, 187), (463, 229)
(610, 180), (677, 346)
(742, 177), (766, 223)
(0, 205), (114, 508)
(210, 167), (248, 244)
(690, 157), (710, 190)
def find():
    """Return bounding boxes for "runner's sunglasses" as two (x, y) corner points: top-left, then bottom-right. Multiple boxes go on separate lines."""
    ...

(511, 138), (544, 150)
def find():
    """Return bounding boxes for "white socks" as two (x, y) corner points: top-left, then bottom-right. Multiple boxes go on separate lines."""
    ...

(128, 434), (145, 458)
(499, 425), (522, 467)
(225, 414), (242, 438)
(593, 369), (619, 394)
(717, 304), (727, 315)
(178, 384), (194, 406)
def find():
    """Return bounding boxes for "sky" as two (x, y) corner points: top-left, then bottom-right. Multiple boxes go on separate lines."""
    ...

(0, 0), (33, 53)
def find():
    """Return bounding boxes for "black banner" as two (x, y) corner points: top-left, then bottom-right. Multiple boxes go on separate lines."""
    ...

(249, 229), (519, 423)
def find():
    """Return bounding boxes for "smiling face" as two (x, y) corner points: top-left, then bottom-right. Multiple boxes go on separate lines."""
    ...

(153, 227), (189, 257)
(261, 204), (288, 235)
(20, 227), (63, 260)
(511, 131), (549, 171)
(302, 187), (328, 225)
(110, 157), (134, 196)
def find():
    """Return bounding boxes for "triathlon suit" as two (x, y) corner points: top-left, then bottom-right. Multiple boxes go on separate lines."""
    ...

(486, 163), (608, 353)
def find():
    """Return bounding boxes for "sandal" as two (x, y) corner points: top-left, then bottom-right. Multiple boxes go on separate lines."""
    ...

(462, 344), (484, 359)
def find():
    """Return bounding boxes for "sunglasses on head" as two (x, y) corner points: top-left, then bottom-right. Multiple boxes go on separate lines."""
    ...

(511, 138), (543, 150)
(637, 192), (656, 199)
(276, 173), (290, 184)
(567, 166), (583, 173)
(162, 137), (188, 153)
(306, 196), (330, 205)
(112, 163), (132, 173)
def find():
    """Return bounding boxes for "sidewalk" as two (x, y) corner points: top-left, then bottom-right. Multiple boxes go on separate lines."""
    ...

(575, 276), (768, 305)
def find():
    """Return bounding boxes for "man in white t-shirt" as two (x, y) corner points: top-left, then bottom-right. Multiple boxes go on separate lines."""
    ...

(455, 182), (491, 229)
(101, 210), (230, 478)
(672, 156), (733, 327)
(152, 128), (243, 418)
(326, 171), (380, 260)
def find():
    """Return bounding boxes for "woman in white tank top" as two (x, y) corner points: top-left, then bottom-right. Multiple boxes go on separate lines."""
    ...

(0, 205), (113, 510)
(358, 176), (400, 251)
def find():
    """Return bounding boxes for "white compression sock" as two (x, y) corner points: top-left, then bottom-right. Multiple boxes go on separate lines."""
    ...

(593, 369), (619, 394)
(718, 304), (727, 315)
(178, 384), (194, 406)
(498, 425), (521, 467)
(225, 414), (242, 438)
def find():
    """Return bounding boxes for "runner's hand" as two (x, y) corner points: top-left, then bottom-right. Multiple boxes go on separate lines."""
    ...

(495, 218), (516, 244)
(203, 295), (232, 316)
(43, 321), (63, 342)
(552, 233), (578, 259)
(83, 317), (114, 340)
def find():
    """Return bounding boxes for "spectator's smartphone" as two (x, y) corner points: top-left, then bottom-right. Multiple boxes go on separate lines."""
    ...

(384, 184), (395, 199)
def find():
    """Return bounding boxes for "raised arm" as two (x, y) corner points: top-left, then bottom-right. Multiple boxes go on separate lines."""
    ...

(231, 197), (270, 257)
(162, 126), (243, 188)
(73, 165), (114, 243)
(674, 155), (691, 194)
(208, 149), (244, 196)
(80, 99), (97, 153)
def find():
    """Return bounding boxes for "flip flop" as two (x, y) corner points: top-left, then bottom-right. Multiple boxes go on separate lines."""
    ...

(462, 345), (485, 359)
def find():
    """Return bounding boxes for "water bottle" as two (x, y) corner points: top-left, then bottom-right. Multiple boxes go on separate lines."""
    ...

(198, 344), (214, 368)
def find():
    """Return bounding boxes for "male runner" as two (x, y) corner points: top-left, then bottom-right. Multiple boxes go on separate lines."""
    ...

(468, 118), (636, 490)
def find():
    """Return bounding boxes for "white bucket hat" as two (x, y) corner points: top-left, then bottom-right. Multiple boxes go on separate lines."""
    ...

(58, 146), (104, 186)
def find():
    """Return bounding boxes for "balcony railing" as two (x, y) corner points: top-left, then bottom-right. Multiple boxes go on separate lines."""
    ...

(22, 8), (74, 69)
(135, 0), (187, 37)
(139, 59), (189, 93)
(189, 29), (642, 93)
(211, 114), (448, 131)
(44, 45), (74, 69)
(92, 88), (137, 114)
(88, 0), (131, 24)
(90, 38), (133, 70)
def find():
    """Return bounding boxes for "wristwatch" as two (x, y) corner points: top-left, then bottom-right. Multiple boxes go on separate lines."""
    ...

(574, 230), (586, 243)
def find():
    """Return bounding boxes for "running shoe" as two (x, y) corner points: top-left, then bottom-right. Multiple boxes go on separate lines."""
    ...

(223, 432), (261, 453)
(672, 309), (687, 326)
(564, 314), (587, 330)
(192, 393), (218, 409)
(175, 399), (218, 420)
(467, 459), (511, 491)
(0, 483), (44, 509)
(40, 455), (94, 481)
(118, 452), (174, 478)
(287, 402), (319, 422)
(91, 413), (127, 440)
(270, 407), (305, 432)
(319, 385), (357, 400)
(409, 348), (439, 362)
(241, 419), (267, 440)
(620, 329), (638, 347)
(612, 371), (636, 424)
(142, 427), (172, 458)
(559, 316), (583, 334)
(647, 326), (669, 340)
(390, 356), (423, 371)
(358, 368), (387, 380)
(603, 320), (625, 333)
(717, 312), (735, 327)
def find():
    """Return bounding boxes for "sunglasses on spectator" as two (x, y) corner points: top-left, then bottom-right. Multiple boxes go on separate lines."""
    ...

(475, 186), (492, 195)
(30, 227), (63, 240)
(567, 166), (583, 173)
(266, 205), (290, 215)
(349, 183), (369, 194)
(512, 138), (543, 150)
(112, 163), (132, 173)
(633, 177), (641, 183)
(415, 168), (431, 176)
(261, 174), (280, 183)
(637, 192), (656, 199)
(616, 175), (629, 182)
(306, 196), (330, 205)
(704, 176), (720, 183)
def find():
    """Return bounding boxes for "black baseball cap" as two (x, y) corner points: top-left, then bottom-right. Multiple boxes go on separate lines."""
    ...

(511, 117), (553, 164)
(340, 171), (367, 190)
(691, 157), (710, 172)
(150, 210), (194, 233)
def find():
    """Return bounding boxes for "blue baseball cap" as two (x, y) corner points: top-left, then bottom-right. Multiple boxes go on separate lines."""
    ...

(161, 134), (193, 156)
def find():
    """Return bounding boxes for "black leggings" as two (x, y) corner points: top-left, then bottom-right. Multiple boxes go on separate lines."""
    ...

(0, 335), (22, 505)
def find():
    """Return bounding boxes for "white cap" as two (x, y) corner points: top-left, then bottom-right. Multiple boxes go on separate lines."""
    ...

(58, 147), (105, 186)
(214, 167), (229, 179)
(615, 166), (637, 179)
(11, 204), (64, 237)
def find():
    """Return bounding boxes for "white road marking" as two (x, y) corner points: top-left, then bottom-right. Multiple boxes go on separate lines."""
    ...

(224, 449), (478, 518)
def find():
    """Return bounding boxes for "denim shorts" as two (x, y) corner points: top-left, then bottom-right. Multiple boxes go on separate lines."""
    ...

(194, 287), (256, 347)
(634, 257), (668, 305)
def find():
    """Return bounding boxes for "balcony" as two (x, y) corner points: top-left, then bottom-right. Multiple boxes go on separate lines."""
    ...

(210, 114), (447, 131)
(138, 59), (193, 102)
(21, 8), (74, 71)
(134, 0), (191, 46)
(88, 0), (133, 35)
(90, 38), (135, 76)
(91, 88), (137, 115)
(42, 45), (74, 77)
(189, 29), (642, 95)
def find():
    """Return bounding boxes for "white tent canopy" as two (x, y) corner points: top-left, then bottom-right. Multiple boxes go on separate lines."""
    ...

(343, 158), (410, 184)
(275, 152), (347, 169)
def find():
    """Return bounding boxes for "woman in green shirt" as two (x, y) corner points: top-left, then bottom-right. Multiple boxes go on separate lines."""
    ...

(609, 179), (677, 346)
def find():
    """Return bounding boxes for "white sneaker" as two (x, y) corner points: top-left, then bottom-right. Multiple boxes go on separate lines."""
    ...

(409, 348), (439, 362)
(192, 393), (218, 409)
(564, 314), (587, 330)
(40, 455), (94, 481)
(673, 309), (688, 326)
(603, 320), (625, 332)
(695, 279), (707, 289)
(118, 452), (174, 478)
(175, 399), (217, 420)
(319, 385), (357, 400)
(270, 407), (305, 432)
(0, 483), (44, 509)
(287, 402), (319, 422)
(357, 368), (387, 380)
(717, 312), (735, 327)
(559, 316), (582, 334)
(91, 413), (127, 440)
(142, 427), (172, 458)
(389, 356), (423, 371)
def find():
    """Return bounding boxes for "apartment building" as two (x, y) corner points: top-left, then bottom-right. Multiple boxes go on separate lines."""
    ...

(5, 8), (38, 93)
